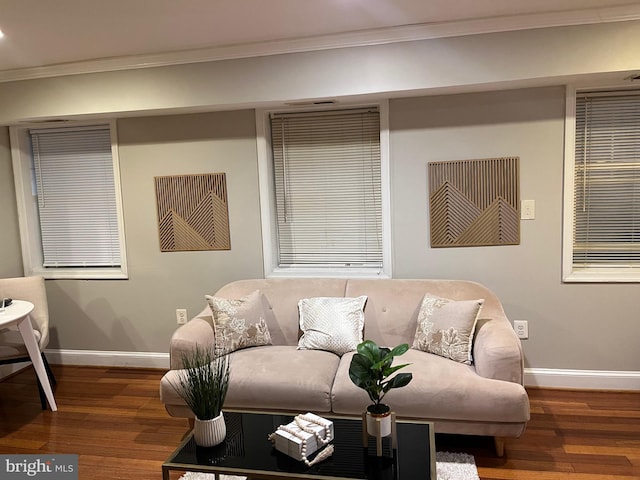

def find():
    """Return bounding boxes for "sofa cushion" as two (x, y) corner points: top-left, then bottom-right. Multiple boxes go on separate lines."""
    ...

(225, 346), (340, 412)
(206, 290), (272, 354)
(412, 294), (484, 364)
(331, 349), (529, 423)
(297, 296), (367, 356)
(213, 279), (349, 346)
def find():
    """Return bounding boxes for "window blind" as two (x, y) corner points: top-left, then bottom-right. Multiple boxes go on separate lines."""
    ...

(30, 125), (121, 268)
(271, 108), (382, 268)
(573, 93), (640, 268)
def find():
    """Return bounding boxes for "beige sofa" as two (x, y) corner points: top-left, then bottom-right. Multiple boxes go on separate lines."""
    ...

(160, 278), (530, 453)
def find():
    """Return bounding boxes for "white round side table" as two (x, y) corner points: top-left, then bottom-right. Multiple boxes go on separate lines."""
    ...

(0, 300), (57, 411)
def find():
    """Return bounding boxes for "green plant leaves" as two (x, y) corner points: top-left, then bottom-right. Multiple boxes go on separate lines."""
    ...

(349, 340), (412, 407)
(384, 372), (413, 391)
(349, 353), (373, 388)
(390, 343), (409, 357)
(382, 363), (410, 377)
(356, 340), (380, 362)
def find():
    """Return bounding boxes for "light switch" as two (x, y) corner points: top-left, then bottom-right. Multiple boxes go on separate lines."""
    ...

(521, 200), (535, 220)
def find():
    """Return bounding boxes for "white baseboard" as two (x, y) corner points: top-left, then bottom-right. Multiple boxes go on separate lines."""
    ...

(524, 368), (640, 390)
(44, 349), (169, 369)
(35, 350), (640, 391)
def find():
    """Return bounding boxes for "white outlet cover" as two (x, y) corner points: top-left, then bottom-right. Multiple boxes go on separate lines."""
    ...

(513, 320), (529, 339)
(521, 200), (535, 220)
(176, 309), (188, 325)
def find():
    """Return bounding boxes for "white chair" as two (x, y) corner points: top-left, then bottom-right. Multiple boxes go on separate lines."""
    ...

(0, 276), (56, 409)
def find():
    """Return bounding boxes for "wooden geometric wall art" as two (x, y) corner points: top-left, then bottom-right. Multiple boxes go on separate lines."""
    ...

(154, 173), (231, 252)
(428, 157), (520, 248)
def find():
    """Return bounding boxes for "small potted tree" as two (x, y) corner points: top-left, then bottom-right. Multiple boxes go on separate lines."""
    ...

(171, 345), (230, 447)
(349, 340), (413, 439)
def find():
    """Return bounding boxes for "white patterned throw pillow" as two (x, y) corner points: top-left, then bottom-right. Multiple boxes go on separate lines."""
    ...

(297, 296), (367, 356)
(206, 290), (272, 355)
(412, 294), (484, 364)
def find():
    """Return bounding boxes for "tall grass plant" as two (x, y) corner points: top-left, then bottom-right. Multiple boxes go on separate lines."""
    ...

(171, 345), (230, 420)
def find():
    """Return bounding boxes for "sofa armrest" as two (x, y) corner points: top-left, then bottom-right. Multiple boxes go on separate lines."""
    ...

(169, 318), (215, 370)
(473, 317), (524, 385)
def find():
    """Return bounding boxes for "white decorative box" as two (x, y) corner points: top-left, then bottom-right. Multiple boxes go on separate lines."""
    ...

(273, 413), (334, 461)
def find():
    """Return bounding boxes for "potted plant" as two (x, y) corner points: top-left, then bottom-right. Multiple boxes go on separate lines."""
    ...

(171, 345), (230, 447)
(349, 340), (412, 438)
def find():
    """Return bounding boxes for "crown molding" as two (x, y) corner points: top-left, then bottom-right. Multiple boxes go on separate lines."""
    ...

(1, 4), (639, 84)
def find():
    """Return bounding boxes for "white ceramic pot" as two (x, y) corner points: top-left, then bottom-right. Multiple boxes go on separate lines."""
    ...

(365, 409), (392, 438)
(193, 412), (226, 447)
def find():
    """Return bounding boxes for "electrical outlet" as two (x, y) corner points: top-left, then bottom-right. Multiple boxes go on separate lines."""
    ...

(176, 308), (187, 325)
(521, 200), (535, 220)
(513, 320), (529, 339)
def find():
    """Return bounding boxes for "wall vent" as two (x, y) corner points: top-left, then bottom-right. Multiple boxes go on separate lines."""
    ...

(284, 99), (337, 106)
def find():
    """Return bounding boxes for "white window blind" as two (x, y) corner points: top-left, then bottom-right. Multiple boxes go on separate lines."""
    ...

(573, 92), (640, 269)
(270, 108), (382, 268)
(30, 125), (122, 268)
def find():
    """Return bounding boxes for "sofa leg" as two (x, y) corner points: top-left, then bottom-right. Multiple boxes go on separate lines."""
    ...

(494, 436), (505, 457)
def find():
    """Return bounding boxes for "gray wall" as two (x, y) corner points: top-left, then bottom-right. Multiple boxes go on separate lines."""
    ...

(0, 20), (638, 373)
(0, 127), (24, 278)
(390, 87), (640, 371)
(2, 88), (638, 372)
(32, 111), (264, 352)
(1, 110), (264, 353)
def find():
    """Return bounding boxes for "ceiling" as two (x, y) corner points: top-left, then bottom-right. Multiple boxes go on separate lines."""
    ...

(0, 0), (639, 81)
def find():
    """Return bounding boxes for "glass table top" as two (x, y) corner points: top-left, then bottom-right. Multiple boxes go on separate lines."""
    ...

(163, 411), (435, 480)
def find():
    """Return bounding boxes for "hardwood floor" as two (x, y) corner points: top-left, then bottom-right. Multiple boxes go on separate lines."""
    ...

(0, 365), (638, 479)
(439, 388), (640, 479)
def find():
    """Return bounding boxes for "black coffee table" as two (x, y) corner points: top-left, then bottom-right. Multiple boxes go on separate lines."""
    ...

(162, 411), (435, 480)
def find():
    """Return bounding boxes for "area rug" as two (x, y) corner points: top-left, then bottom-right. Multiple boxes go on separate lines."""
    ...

(179, 451), (479, 480)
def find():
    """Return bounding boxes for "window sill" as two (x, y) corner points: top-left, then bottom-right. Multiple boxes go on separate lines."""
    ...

(267, 266), (390, 279)
(27, 267), (128, 280)
(563, 269), (640, 283)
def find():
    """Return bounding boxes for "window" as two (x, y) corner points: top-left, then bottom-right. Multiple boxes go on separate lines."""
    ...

(257, 104), (391, 277)
(563, 89), (640, 282)
(10, 122), (127, 279)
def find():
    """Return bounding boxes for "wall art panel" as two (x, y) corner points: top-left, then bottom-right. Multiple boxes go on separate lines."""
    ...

(428, 157), (519, 247)
(155, 173), (230, 252)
